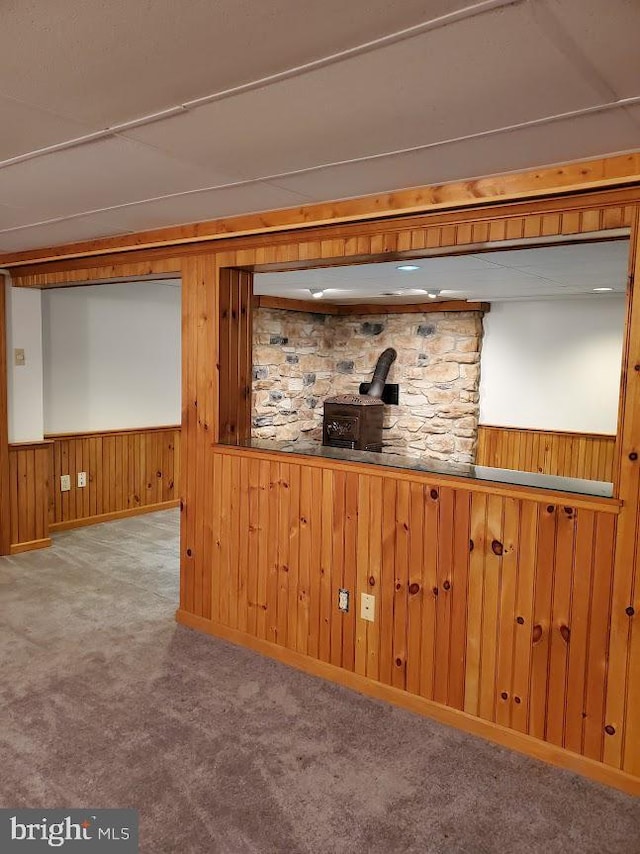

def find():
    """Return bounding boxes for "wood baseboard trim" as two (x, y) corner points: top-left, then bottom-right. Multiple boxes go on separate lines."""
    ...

(10, 537), (52, 554)
(175, 608), (640, 797)
(50, 500), (180, 532)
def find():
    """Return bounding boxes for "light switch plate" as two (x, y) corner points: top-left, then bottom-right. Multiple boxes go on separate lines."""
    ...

(14, 348), (25, 366)
(60, 474), (71, 492)
(77, 472), (87, 488)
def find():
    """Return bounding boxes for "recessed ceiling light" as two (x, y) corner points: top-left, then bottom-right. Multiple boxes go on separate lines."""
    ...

(593, 287), (614, 292)
(396, 264), (421, 272)
(309, 288), (325, 299)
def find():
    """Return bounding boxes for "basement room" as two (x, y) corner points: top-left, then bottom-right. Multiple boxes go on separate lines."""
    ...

(1, 1), (640, 852)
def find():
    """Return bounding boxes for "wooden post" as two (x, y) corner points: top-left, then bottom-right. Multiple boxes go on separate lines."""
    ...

(0, 277), (11, 555)
(605, 206), (640, 773)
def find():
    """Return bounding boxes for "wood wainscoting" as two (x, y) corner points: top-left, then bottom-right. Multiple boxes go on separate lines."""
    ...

(476, 426), (616, 483)
(177, 445), (630, 790)
(47, 426), (181, 532)
(8, 441), (53, 553)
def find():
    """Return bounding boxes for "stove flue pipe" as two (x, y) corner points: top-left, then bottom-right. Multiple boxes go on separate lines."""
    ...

(366, 348), (397, 399)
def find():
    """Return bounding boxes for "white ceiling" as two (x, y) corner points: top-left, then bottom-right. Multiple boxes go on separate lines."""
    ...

(0, 0), (639, 253)
(254, 239), (630, 303)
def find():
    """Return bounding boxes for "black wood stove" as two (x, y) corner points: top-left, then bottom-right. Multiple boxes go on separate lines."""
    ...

(323, 348), (397, 453)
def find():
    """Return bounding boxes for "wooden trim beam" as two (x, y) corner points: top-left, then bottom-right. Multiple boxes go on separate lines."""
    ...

(10, 538), (52, 555)
(2, 153), (639, 270)
(478, 424), (616, 440)
(254, 296), (488, 315)
(49, 500), (180, 533)
(44, 425), (180, 440)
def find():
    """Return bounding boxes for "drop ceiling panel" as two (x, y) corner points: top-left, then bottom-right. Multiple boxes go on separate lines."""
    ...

(539, 0), (640, 98)
(59, 181), (313, 234)
(0, 213), (132, 253)
(0, 96), (94, 162)
(271, 107), (639, 202)
(0, 0), (460, 127)
(254, 242), (630, 302)
(126, 3), (603, 180)
(0, 203), (42, 230)
(0, 137), (237, 218)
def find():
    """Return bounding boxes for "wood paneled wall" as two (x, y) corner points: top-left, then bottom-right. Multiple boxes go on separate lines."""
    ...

(6, 163), (640, 792)
(476, 426), (616, 482)
(184, 447), (618, 764)
(219, 268), (252, 444)
(8, 442), (52, 553)
(0, 283), (11, 555)
(48, 426), (180, 530)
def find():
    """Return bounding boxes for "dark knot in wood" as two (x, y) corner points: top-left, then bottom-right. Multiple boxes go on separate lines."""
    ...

(432, 586), (439, 596)
(546, 505), (555, 514)
(186, 548), (192, 557)
(430, 488), (439, 500)
(605, 725), (616, 736)
(516, 616), (525, 625)
(560, 624), (571, 643)
(532, 624), (543, 644)
(626, 606), (635, 617)
(514, 696), (521, 705)
(368, 576), (376, 587)
(409, 582), (420, 595)
(491, 539), (504, 556)
(630, 452), (638, 461)
(443, 580), (451, 591)
(500, 691), (508, 700)
(469, 539), (474, 552)
(395, 657), (403, 668)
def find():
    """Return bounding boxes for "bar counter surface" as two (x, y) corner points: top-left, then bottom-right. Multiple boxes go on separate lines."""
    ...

(229, 438), (614, 499)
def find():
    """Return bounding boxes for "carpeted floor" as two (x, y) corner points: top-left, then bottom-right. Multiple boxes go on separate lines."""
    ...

(1, 509), (639, 853)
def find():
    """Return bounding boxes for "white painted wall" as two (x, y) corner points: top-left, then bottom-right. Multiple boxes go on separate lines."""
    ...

(42, 281), (181, 434)
(5, 282), (44, 443)
(479, 297), (626, 434)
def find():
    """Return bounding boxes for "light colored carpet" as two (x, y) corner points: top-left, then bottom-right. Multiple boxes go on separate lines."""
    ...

(1, 509), (638, 853)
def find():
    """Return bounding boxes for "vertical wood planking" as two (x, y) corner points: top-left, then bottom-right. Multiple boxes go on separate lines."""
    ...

(476, 426), (615, 482)
(46, 427), (180, 528)
(8, 443), (52, 548)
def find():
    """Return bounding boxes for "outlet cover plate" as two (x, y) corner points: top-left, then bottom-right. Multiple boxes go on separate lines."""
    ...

(77, 471), (87, 488)
(361, 593), (375, 622)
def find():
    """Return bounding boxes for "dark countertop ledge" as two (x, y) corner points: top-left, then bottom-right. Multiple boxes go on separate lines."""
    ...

(224, 438), (614, 499)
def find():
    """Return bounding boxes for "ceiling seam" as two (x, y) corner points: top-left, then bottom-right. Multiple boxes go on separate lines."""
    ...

(0, 96), (638, 238)
(0, 0), (523, 172)
(528, 0), (619, 103)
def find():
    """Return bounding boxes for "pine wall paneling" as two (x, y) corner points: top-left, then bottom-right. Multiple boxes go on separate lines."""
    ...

(8, 441), (52, 553)
(476, 426), (616, 482)
(4, 157), (640, 793)
(47, 426), (180, 531)
(0, 282), (11, 555)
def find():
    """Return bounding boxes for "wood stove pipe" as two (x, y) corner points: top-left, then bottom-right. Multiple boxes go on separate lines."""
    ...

(366, 348), (397, 399)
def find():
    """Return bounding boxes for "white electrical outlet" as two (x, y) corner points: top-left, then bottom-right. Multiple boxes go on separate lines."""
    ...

(361, 593), (375, 622)
(60, 474), (71, 492)
(338, 589), (349, 613)
(77, 471), (87, 488)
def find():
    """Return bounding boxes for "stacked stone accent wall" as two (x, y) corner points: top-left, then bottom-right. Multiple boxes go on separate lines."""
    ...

(252, 307), (484, 463)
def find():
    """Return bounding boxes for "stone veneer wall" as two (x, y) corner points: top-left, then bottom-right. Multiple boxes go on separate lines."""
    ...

(252, 307), (484, 463)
